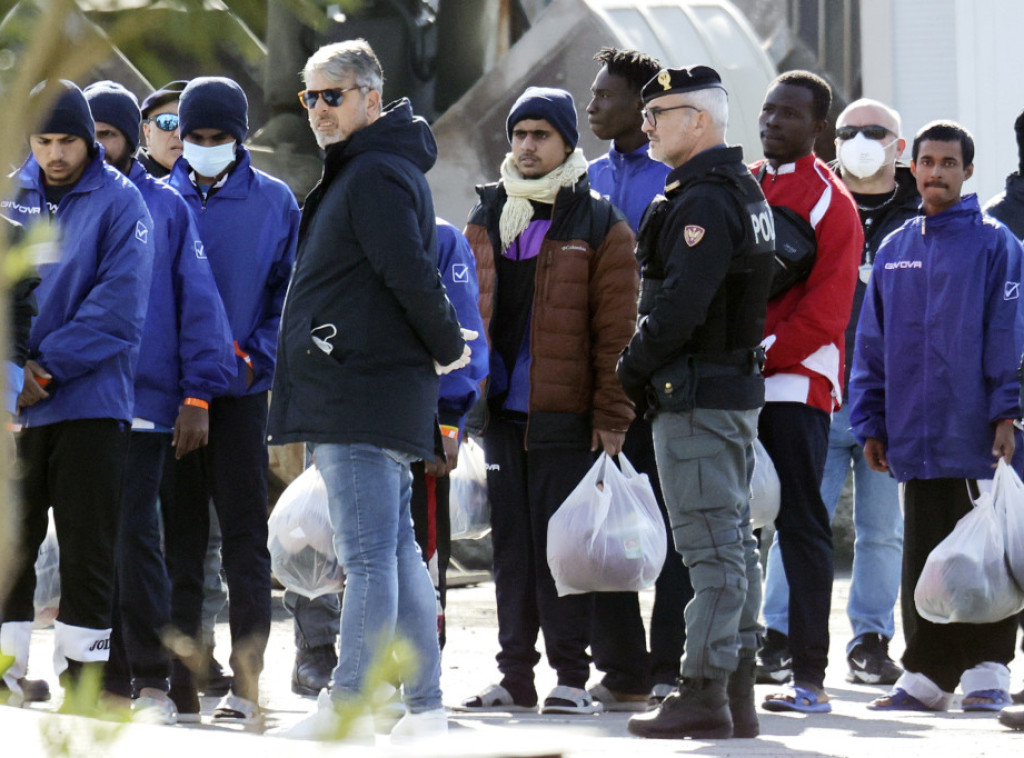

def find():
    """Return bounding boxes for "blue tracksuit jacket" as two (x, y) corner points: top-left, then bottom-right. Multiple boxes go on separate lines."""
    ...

(850, 194), (1024, 481)
(436, 218), (488, 431)
(168, 147), (299, 397)
(3, 148), (153, 426)
(128, 161), (235, 427)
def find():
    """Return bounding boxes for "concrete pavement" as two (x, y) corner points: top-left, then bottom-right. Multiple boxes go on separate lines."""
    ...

(4, 572), (1024, 756)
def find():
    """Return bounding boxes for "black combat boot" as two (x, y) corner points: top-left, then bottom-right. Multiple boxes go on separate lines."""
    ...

(627, 677), (732, 739)
(291, 644), (338, 696)
(728, 656), (759, 738)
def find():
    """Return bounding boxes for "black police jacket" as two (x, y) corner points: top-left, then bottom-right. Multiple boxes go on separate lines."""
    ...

(617, 145), (774, 412)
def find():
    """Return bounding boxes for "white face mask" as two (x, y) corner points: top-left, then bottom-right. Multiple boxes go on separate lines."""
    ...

(838, 133), (893, 179)
(183, 140), (237, 178)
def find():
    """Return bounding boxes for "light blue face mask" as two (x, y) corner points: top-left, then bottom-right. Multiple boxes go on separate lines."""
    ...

(182, 140), (236, 177)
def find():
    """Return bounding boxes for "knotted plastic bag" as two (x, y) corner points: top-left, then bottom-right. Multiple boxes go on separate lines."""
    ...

(449, 437), (491, 540)
(547, 453), (666, 596)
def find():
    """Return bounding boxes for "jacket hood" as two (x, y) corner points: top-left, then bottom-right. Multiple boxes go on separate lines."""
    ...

(327, 98), (437, 174)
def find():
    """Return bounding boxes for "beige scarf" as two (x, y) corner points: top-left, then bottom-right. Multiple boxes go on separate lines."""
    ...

(499, 148), (589, 251)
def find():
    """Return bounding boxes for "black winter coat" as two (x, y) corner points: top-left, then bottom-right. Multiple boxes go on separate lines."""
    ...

(267, 99), (464, 459)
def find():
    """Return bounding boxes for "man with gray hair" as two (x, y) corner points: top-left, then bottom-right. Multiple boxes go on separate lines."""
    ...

(268, 39), (469, 742)
(618, 65), (774, 739)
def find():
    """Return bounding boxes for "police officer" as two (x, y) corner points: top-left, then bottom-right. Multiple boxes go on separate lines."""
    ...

(617, 66), (774, 740)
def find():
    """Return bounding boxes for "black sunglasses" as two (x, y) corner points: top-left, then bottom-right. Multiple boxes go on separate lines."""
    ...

(144, 113), (179, 132)
(298, 86), (363, 109)
(835, 124), (892, 141)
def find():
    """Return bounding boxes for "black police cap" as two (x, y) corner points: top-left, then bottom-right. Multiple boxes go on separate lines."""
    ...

(141, 80), (188, 118)
(641, 65), (725, 103)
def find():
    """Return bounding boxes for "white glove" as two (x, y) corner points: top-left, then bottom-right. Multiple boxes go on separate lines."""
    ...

(435, 329), (478, 375)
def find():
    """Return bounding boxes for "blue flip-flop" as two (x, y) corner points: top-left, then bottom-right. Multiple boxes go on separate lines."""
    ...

(762, 684), (832, 714)
(868, 688), (936, 711)
(963, 689), (1012, 712)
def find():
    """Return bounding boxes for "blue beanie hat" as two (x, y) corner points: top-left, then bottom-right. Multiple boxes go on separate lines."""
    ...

(84, 81), (142, 153)
(30, 80), (95, 144)
(506, 86), (578, 149)
(178, 77), (248, 143)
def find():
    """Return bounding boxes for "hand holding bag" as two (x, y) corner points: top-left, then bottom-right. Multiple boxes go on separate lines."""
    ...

(914, 471), (1024, 624)
(267, 465), (345, 599)
(547, 453), (667, 596)
(449, 437), (492, 540)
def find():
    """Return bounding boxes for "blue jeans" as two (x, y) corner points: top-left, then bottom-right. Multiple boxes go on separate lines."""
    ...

(311, 442), (442, 712)
(761, 404), (903, 651)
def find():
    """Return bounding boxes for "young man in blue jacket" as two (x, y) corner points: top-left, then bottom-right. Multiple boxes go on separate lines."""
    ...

(851, 120), (1024, 713)
(163, 76), (300, 724)
(84, 81), (236, 724)
(584, 46), (693, 712)
(0, 80), (153, 707)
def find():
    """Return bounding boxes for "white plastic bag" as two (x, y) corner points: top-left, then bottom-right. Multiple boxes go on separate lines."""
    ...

(914, 473), (1024, 624)
(547, 453), (667, 596)
(268, 466), (345, 598)
(33, 513), (60, 627)
(449, 437), (491, 540)
(995, 459), (1024, 590)
(750, 438), (781, 530)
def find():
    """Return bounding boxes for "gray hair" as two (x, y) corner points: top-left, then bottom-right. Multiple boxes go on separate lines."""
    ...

(689, 86), (729, 134)
(302, 39), (384, 96)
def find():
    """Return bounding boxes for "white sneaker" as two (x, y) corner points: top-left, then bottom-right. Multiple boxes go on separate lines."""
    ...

(390, 707), (448, 743)
(132, 694), (178, 725)
(277, 689), (374, 743)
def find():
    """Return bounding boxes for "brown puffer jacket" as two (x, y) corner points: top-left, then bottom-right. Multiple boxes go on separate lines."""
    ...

(465, 176), (638, 445)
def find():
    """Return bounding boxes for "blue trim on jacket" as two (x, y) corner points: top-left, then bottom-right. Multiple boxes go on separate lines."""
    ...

(850, 194), (1024, 480)
(8, 149), (153, 425)
(588, 143), (670, 233)
(436, 218), (488, 432)
(128, 162), (235, 426)
(168, 147), (299, 397)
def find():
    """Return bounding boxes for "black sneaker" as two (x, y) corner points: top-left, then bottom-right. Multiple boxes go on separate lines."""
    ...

(755, 629), (792, 684)
(846, 633), (902, 685)
(0, 677), (51, 704)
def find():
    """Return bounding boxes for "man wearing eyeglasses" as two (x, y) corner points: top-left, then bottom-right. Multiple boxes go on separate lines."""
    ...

(268, 39), (469, 742)
(751, 71), (862, 715)
(758, 98), (915, 695)
(160, 76), (299, 725)
(137, 80), (186, 178)
(618, 65), (773, 740)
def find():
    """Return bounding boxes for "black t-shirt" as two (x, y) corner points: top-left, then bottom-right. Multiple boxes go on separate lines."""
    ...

(43, 182), (74, 217)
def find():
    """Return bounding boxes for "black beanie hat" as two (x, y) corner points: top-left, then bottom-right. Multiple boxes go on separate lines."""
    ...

(84, 81), (142, 153)
(178, 77), (248, 143)
(141, 80), (187, 118)
(506, 87), (579, 149)
(30, 79), (95, 144)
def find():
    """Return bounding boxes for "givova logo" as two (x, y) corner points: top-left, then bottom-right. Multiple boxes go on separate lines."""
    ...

(883, 260), (922, 270)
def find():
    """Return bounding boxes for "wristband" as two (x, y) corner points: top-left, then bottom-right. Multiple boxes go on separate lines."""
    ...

(184, 397), (209, 410)
(233, 340), (253, 368)
(1000, 418), (1015, 424)
(440, 425), (460, 441)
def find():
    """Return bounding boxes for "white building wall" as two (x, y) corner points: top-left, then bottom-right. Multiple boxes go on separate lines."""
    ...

(862, 0), (1024, 203)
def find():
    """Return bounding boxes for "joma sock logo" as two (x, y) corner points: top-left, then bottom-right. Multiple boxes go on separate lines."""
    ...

(88, 638), (111, 652)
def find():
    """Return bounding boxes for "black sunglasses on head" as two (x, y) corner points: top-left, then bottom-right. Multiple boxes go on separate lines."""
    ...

(298, 86), (363, 109)
(144, 113), (179, 132)
(835, 124), (892, 141)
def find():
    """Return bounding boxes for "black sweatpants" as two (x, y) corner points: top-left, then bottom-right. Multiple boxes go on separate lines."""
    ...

(590, 416), (693, 693)
(758, 402), (833, 689)
(4, 419), (128, 637)
(161, 393), (271, 702)
(901, 478), (1018, 692)
(484, 416), (595, 701)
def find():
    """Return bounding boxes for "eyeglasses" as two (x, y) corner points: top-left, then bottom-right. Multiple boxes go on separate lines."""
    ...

(641, 103), (703, 127)
(298, 86), (364, 109)
(835, 124), (892, 141)
(144, 113), (179, 132)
